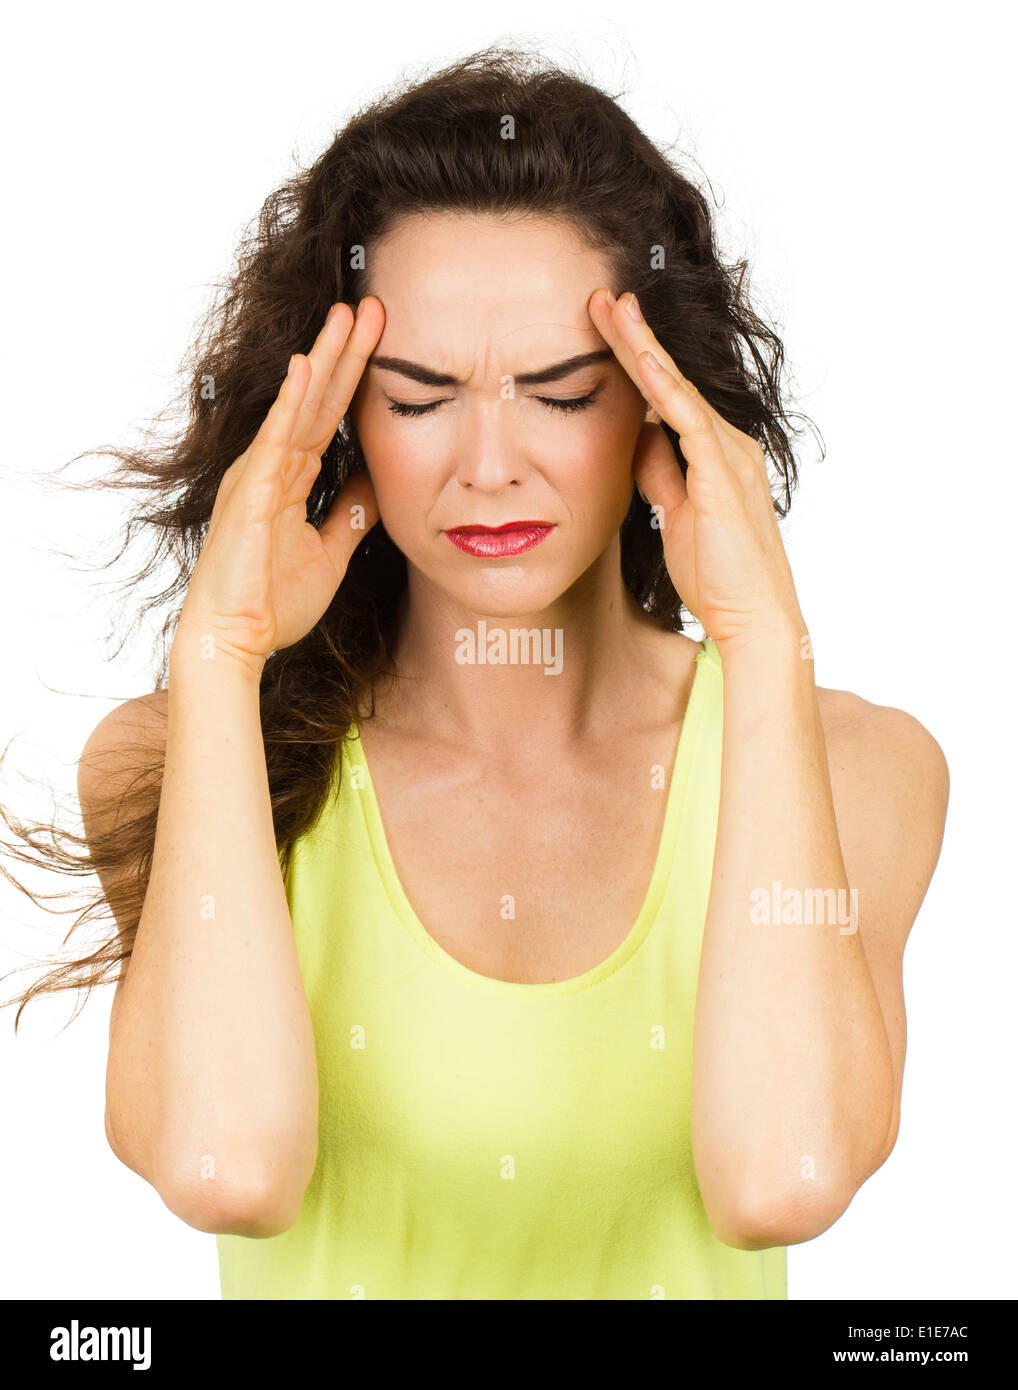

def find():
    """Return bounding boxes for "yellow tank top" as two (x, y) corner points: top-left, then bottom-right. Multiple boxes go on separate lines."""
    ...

(216, 636), (787, 1299)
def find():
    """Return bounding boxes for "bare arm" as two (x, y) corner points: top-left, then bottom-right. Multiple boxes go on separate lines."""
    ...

(95, 644), (319, 1238)
(91, 295), (385, 1237)
(690, 636), (948, 1249)
(585, 288), (949, 1251)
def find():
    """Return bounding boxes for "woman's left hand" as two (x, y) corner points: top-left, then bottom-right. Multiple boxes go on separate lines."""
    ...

(588, 289), (808, 659)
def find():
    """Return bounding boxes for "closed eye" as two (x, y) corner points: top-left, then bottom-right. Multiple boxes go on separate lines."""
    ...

(386, 388), (602, 418)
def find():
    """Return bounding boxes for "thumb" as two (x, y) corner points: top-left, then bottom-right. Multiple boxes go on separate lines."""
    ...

(318, 470), (381, 574)
(632, 422), (687, 522)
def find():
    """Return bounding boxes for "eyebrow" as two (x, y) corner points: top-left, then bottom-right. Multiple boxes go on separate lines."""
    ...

(369, 348), (614, 388)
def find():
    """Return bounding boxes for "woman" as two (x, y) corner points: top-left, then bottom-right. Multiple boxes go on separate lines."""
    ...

(1, 47), (948, 1300)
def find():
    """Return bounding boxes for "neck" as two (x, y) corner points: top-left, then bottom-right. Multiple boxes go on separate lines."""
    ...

(366, 535), (672, 755)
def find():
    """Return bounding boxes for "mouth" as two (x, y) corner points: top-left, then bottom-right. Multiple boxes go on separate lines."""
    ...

(443, 520), (555, 558)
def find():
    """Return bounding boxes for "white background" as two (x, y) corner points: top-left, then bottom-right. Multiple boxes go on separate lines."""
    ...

(1, 0), (1014, 1301)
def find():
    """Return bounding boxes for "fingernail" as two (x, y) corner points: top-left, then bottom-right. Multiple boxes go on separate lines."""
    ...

(626, 293), (643, 322)
(643, 350), (663, 373)
(355, 298), (365, 320)
(287, 354), (298, 378)
(605, 290), (617, 307)
(325, 303), (341, 326)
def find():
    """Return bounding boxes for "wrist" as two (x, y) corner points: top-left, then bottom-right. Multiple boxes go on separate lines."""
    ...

(712, 613), (810, 669)
(713, 617), (819, 735)
(170, 621), (267, 687)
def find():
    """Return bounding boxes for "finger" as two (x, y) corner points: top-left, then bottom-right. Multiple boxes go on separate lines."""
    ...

(592, 289), (774, 496)
(588, 287), (682, 392)
(632, 421), (688, 524)
(246, 300), (363, 472)
(636, 347), (755, 494)
(292, 299), (382, 453)
(300, 297), (386, 457)
(288, 301), (361, 453)
(247, 352), (312, 460)
(317, 470), (380, 575)
(590, 290), (754, 491)
(241, 302), (371, 495)
(637, 348), (769, 495)
(588, 289), (756, 457)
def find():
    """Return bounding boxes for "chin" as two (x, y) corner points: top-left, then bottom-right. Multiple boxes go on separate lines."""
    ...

(439, 568), (573, 621)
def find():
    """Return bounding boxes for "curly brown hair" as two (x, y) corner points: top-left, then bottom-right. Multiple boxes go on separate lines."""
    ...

(0, 42), (820, 1033)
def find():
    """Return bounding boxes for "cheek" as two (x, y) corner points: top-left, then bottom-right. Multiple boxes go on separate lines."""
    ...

(353, 410), (440, 537)
(559, 411), (641, 510)
(353, 401), (416, 489)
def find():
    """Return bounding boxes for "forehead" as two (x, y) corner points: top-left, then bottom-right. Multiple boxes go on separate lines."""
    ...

(363, 211), (613, 367)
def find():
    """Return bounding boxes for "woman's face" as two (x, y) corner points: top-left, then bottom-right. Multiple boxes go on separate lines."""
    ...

(349, 211), (649, 618)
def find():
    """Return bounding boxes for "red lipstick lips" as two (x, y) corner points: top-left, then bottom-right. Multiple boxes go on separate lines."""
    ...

(444, 521), (555, 558)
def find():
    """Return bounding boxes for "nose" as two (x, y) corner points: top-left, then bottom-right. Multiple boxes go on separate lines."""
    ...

(452, 397), (526, 490)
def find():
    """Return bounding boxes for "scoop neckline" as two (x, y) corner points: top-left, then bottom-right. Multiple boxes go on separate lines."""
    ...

(343, 637), (718, 998)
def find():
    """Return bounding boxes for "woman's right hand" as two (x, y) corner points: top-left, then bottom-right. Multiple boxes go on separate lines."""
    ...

(175, 298), (385, 677)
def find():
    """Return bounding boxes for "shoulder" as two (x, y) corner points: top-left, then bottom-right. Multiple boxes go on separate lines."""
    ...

(78, 689), (169, 813)
(815, 685), (949, 917)
(816, 685), (949, 799)
(77, 690), (169, 1018)
(80, 688), (168, 763)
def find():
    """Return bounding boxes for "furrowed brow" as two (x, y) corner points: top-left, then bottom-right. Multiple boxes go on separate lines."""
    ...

(370, 349), (614, 388)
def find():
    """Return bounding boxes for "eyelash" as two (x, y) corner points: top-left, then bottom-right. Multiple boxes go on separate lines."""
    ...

(386, 388), (601, 418)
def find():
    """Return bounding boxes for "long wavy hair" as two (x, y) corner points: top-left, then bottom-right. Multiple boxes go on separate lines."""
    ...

(0, 43), (820, 1032)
